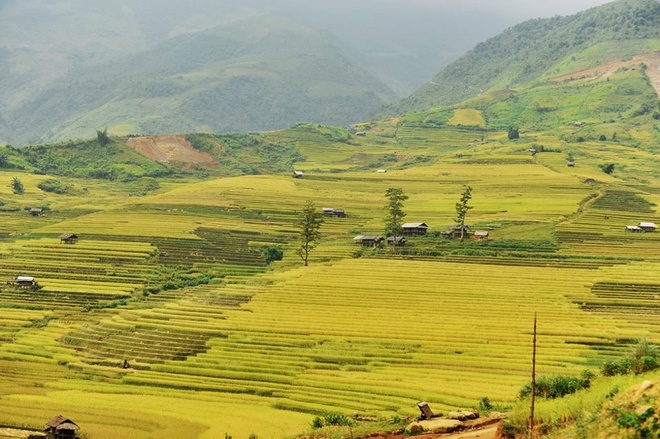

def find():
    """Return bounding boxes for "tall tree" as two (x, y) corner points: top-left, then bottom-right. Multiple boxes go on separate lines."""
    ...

(384, 187), (408, 253)
(455, 185), (473, 242)
(295, 200), (323, 266)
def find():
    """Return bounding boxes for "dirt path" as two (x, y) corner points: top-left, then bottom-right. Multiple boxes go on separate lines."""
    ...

(550, 51), (660, 97)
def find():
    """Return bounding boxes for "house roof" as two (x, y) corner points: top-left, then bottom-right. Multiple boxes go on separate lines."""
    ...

(474, 230), (489, 237)
(46, 415), (79, 431)
(59, 233), (77, 239)
(354, 235), (381, 241)
(402, 222), (428, 228)
(626, 226), (642, 231)
(293, 170), (304, 175)
(638, 222), (657, 228)
(30, 207), (43, 212)
(16, 276), (35, 282)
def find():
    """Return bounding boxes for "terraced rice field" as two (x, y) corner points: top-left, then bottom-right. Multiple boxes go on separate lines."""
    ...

(0, 124), (658, 438)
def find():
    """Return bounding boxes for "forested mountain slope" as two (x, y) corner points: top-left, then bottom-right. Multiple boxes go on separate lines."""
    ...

(392, 0), (660, 114)
(5, 15), (398, 145)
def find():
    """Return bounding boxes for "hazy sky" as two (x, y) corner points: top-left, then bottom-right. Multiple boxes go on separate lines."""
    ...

(384, 0), (616, 19)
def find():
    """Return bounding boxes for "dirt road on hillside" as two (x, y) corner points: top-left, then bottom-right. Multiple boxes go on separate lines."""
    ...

(550, 51), (660, 96)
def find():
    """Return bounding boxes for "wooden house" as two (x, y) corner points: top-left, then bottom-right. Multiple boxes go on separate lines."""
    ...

(442, 225), (471, 238)
(45, 415), (79, 439)
(29, 207), (43, 216)
(402, 222), (429, 236)
(473, 230), (489, 240)
(355, 131), (366, 136)
(292, 170), (304, 178)
(353, 235), (382, 247)
(626, 225), (643, 233)
(14, 276), (38, 288)
(59, 233), (78, 244)
(638, 222), (657, 232)
(386, 236), (406, 246)
(567, 161), (575, 167)
(322, 207), (347, 218)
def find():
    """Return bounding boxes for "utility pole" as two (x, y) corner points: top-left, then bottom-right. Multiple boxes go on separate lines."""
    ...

(529, 312), (537, 439)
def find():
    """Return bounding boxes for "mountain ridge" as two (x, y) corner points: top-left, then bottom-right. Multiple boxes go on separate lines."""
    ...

(390, 0), (660, 115)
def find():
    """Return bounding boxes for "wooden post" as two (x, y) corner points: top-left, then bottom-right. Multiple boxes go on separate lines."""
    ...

(529, 313), (537, 439)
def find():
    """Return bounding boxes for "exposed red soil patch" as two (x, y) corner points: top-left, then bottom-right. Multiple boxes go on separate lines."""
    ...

(127, 135), (218, 165)
(550, 51), (660, 97)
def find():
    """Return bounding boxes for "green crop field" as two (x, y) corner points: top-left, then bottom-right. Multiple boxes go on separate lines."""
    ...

(0, 64), (659, 438)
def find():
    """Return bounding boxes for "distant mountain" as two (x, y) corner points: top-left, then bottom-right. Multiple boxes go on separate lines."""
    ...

(392, 0), (660, 114)
(0, 0), (519, 145)
(6, 16), (399, 145)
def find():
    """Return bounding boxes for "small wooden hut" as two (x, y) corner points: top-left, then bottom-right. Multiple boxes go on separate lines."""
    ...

(29, 207), (44, 216)
(353, 235), (383, 247)
(45, 415), (79, 439)
(638, 222), (657, 232)
(14, 276), (38, 288)
(59, 233), (78, 244)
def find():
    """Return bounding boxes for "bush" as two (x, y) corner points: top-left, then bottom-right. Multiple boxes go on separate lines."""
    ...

(311, 412), (353, 429)
(11, 177), (24, 194)
(519, 373), (591, 399)
(601, 339), (659, 376)
(599, 163), (615, 174)
(37, 178), (72, 194)
(261, 246), (283, 264)
(508, 127), (520, 140)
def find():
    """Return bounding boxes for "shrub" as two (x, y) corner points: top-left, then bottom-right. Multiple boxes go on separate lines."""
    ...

(478, 396), (494, 413)
(519, 373), (591, 399)
(37, 178), (72, 194)
(261, 246), (283, 264)
(507, 127), (520, 140)
(311, 412), (353, 428)
(599, 163), (615, 174)
(11, 177), (24, 194)
(601, 340), (658, 376)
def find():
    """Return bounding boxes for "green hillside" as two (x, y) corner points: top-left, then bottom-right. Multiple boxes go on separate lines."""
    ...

(391, 0), (660, 114)
(7, 15), (398, 145)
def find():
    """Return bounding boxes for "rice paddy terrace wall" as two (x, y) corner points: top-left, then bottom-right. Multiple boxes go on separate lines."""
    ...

(0, 122), (658, 438)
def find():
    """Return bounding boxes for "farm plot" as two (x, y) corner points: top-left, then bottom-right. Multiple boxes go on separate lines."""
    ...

(43, 255), (657, 435)
(0, 237), (159, 343)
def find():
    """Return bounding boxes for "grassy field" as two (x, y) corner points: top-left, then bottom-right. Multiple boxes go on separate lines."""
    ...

(0, 65), (659, 438)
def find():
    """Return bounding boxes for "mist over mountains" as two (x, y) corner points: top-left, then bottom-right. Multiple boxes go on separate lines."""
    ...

(0, 0), (619, 144)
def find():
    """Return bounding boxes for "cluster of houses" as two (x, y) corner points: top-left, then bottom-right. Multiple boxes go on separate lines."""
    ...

(625, 221), (657, 233)
(353, 222), (489, 247)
